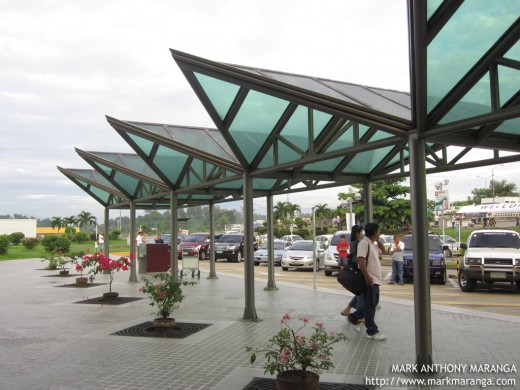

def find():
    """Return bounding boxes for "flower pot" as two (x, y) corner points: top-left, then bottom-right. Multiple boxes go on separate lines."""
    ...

(59, 270), (69, 276)
(102, 292), (119, 300)
(276, 370), (319, 390)
(153, 318), (176, 328)
(75, 277), (88, 286)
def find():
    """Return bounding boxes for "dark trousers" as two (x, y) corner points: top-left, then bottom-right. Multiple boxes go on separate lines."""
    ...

(348, 284), (380, 336)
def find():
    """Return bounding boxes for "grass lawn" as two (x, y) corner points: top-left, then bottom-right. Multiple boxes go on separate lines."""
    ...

(0, 239), (131, 261)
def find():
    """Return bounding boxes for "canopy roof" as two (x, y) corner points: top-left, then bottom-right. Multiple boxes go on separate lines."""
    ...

(60, 1), (520, 211)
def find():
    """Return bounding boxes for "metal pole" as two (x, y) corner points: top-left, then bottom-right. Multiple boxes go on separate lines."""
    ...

(104, 208), (109, 256)
(128, 201), (138, 282)
(265, 194), (277, 290)
(208, 202), (218, 279)
(242, 174), (257, 320)
(312, 206), (317, 290)
(170, 193), (179, 280)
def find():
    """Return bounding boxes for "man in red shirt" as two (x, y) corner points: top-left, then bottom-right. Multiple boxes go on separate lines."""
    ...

(336, 234), (350, 266)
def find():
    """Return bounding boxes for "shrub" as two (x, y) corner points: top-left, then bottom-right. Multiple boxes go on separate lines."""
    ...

(74, 231), (89, 243)
(9, 232), (25, 245)
(22, 237), (39, 250)
(41, 235), (71, 253)
(0, 235), (9, 255)
(294, 228), (309, 239)
(109, 228), (121, 240)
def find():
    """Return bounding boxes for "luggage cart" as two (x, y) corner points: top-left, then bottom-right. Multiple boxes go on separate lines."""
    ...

(180, 254), (200, 279)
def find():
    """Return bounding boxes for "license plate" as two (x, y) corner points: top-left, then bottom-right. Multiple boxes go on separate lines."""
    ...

(490, 272), (506, 279)
(216, 251), (223, 253)
(290, 262), (300, 266)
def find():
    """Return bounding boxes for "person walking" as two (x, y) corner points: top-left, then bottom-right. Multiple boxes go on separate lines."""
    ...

(98, 234), (105, 252)
(388, 235), (405, 285)
(347, 222), (386, 341)
(336, 234), (349, 269)
(340, 225), (364, 318)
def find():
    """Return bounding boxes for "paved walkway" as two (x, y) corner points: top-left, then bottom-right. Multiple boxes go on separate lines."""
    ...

(0, 258), (519, 389)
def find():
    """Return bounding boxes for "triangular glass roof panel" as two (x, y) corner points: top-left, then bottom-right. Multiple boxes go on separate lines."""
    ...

(154, 145), (189, 185)
(498, 65), (520, 106)
(495, 118), (520, 136)
(344, 146), (395, 174)
(89, 152), (163, 182)
(127, 133), (155, 157)
(302, 156), (345, 172)
(194, 72), (241, 121)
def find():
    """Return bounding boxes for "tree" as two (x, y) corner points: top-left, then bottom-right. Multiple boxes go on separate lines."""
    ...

(338, 179), (411, 231)
(314, 203), (332, 230)
(469, 179), (518, 204)
(51, 217), (64, 231)
(63, 216), (78, 229)
(77, 211), (97, 231)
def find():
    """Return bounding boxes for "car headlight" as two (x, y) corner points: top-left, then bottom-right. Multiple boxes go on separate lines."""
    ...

(194, 245), (201, 251)
(466, 257), (482, 265)
(431, 259), (445, 266)
(275, 254), (282, 260)
(228, 245), (237, 250)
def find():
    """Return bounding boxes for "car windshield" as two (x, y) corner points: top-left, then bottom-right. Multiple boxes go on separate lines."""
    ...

(259, 241), (286, 250)
(468, 232), (520, 249)
(401, 235), (443, 251)
(218, 235), (242, 243)
(183, 234), (207, 242)
(289, 241), (314, 251)
(330, 233), (350, 245)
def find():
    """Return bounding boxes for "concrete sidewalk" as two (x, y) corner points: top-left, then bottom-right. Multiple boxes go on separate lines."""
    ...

(0, 258), (518, 389)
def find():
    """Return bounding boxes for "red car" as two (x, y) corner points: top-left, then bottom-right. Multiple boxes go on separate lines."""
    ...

(177, 233), (216, 260)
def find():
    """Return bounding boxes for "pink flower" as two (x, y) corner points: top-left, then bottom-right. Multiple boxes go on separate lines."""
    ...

(298, 316), (309, 323)
(316, 322), (324, 329)
(281, 312), (292, 323)
(279, 347), (292, 364)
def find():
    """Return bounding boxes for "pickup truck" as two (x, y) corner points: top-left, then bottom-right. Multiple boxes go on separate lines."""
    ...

(458, 229), (520, 292)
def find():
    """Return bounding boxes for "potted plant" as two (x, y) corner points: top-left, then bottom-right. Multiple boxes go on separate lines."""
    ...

(246, 313), (348, 390)
(139, 273), (196, 328)
(75, 253), (94, 286)
(85, 252), (132, 299)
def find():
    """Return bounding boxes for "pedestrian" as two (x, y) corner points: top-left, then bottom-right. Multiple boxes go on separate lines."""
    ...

(98, 233), (104, 251)
(336, 234), (349, 268)
(434, 214), (439, 228)
(451, 215), (456, 228)
(154, 234), (164, 243)
(340, 225), (364, 319)
(347, 222), (386, 341)
(388, 235), (405, 285)
(136, 230), (146, 258)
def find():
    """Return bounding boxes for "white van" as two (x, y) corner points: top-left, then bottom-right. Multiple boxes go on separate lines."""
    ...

(323, 230), (351, 276)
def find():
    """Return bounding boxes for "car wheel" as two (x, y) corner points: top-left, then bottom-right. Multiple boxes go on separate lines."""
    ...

(254, 262), (259, 266)
(282, 267), (288, 271)
(458, 271), (476, 292)
(443, 249), (452, 258)
(199, 251), (206, 260)
(325, 270), (332, 276)
(439, 271), (447, 285)
(233, 251), (240, 262)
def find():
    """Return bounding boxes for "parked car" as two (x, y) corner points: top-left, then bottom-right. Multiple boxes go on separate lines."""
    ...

(439, 235), (461, 257)
(379, 234), (394, 254)
(401, 232), (447, 284)
(279, 234), (304, 243)
(315, 234), (333, 248)
(281, 240), (326, 271)
(214, 233), (246, 262)
(458, 229), (520, 292)
(254, 239), (291, 266)
(162, 233), (185, 246)
(177, 233), (215, 260)
(323, 230), (351, 276)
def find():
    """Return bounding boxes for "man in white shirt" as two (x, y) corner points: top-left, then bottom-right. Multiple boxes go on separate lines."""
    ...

(347, 222), (386, 341)
(389, 235), (405, 285)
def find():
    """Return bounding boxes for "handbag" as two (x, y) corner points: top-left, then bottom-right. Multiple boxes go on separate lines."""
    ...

(337, 243), (370, 295)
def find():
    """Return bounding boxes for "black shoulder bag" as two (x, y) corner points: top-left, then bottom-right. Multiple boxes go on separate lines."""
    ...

(337, 243), (370, 296)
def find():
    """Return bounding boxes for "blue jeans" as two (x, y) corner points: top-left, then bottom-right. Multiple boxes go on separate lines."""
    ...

(348, 295), (363, 310)
(348, 285), (380, 336)
(391, 260), (404, 283)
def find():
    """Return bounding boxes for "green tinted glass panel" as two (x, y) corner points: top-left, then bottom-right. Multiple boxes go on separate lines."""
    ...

(279, 106), (308, 151)
(113, 171), (140, 195)
(258, 145), (275, 168)
(92, 162), (112, 176)
(325, 124), (354, 153)
(369, 130), (395, 142)
(168, 126), (236, 161)
(90, 187), (111, 203)
(303, 157), (344, 172)
(498, 66), (520, 106)
(427, 0), (444, 20)
(313, 110), (332, 139)
(229, 90), (290, 164)
(359, 124), (370, 139)
(254, 178), (277, 190)
(439, 73), (491, 124)
(345, 147), (394, 173)
(135, 123), (170, 138)
(153, 145), (188, 184)
(495, 118), (520, 135)
(217, 180), (243, 189)
(194, 72), (240, 121)
(128, 133), (155, 157)
(505, 40), (520, 61)
(427, 0), (520, 112)
(278, 142), (303, 164)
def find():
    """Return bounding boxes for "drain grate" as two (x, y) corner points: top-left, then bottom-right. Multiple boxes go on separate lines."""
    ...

(244, 378), (375, 390)
(112, 321), (211, 339)
(74, 296), (143, 305)
(55, 283), (106, 288)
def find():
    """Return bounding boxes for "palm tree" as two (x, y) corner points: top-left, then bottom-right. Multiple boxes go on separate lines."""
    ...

(77, 211), (97, 231)
(287, 203), (301, 221)
(314, 203), (332, 230)
(63, 216), (78, 236)
(51, 217), (64, 232)
(273, 201), (290, 225)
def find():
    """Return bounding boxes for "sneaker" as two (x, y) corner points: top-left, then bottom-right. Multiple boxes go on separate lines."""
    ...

(399, 282), (404, 286)
(367, 332), (387, 341)
(388, 281), (395, 285)
(346, 318), (361, 333)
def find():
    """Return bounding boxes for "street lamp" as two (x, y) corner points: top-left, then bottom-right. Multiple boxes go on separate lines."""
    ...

(342, 192), (362, 230)
(434, 179), (449, 239)
(477, 175), (492, 188)
(491, 164), (504, 204)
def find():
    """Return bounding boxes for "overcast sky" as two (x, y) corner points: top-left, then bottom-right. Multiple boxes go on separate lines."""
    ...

(1, 0), (519, 222)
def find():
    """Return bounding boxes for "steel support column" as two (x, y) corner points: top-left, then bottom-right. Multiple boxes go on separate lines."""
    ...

(103, 208), (109, 256)
(208, 202), (218, 279)
(409, 133), (433, 368)
(242, 173), (258, 320)
(128, 201), (138, 282)
(264, 193), (278, 290)
(170, 192), (179, 280)
(363, 181), (373, 224)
